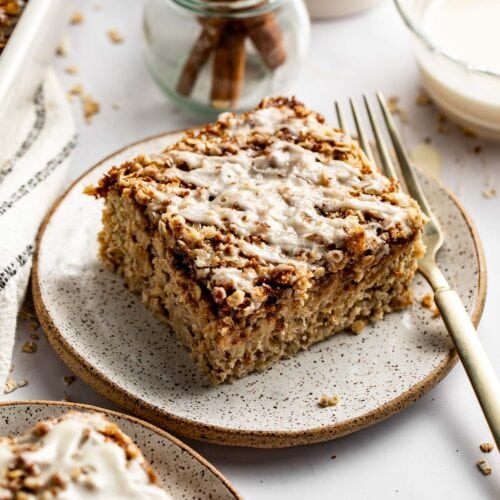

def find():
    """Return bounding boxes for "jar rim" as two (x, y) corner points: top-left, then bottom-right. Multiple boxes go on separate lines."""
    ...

(171, 0), (284, 18)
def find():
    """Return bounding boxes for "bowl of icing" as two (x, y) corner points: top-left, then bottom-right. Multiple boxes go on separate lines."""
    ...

(395, 0), (500, 140)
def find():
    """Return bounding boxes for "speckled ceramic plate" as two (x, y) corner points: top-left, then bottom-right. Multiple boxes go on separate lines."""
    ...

(0, 400), (240, 498)
(33, 132), (486, 448)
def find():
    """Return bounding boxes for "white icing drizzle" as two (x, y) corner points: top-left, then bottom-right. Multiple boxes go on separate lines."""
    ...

(0, 413), (171, 500)
(150, 141), (413, 263)
(220, 105), (342, 142)
(211, 267), (257, 293)
(126, 104), (421, 305)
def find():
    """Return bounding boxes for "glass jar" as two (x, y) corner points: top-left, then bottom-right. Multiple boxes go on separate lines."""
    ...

(143, 0), (310, 118)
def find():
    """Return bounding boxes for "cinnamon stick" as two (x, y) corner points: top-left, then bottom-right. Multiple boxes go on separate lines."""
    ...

(210, 22), (246, 109)
(244, 13), (286, 69)
(176, 18), (226, 96)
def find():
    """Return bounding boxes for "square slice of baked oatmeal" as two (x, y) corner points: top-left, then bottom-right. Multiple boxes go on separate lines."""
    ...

(86, 97), (425, 384)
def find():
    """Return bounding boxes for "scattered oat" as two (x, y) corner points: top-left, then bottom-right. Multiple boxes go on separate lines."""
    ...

(111, 102), (121, 110)
(387, 96), (409, 123)
(459, 126), (477, 138)
(64, 64), (79, 75)
(63, 375), (76, 386)
(55, 39), (70, 57)
(318, 394), (340, 408)
(67, 84), (100, 122)
(480, 442), (494, 453)
(62, 393), (72, 402)
(21, 341), (37, 354)
(4, 378), (28, 394)
(421, 293), (440, 317)
(107, 29), (124, 44)
(69, 11), (84, 25)
(477, 459), (492, 476)
(416, 91), (431, 106)
(482, 188), (497, 199)
(387, 96), (399, 113)
(94, 3), (103, 10)
(82, 93), (100, 123)
(68, 83), (83, 96)
(436, 113), (449, 134)
(350, 319), (366, 334)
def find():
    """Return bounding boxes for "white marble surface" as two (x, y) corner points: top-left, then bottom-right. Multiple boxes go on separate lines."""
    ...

(2, 1), (500, 498)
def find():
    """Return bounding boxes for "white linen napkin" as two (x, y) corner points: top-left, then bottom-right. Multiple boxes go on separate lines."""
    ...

(0, 68), (76, 390)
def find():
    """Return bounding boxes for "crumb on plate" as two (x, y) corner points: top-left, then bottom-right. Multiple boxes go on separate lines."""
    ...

(318, 394), (340, 408)
(482, 188), (496, 199)
(420, 293), (440, 317)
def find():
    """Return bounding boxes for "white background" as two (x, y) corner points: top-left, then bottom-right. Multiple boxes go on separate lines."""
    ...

(2, 1), (500, 498)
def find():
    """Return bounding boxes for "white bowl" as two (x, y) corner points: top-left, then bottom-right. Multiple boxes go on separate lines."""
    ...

(395, 0), (500, 140)
(305, 0), (382, 19)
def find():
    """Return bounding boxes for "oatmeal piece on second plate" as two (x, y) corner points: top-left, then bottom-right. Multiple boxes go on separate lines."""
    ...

(87, 97), (425, 384)
(0, 411), (171, 498)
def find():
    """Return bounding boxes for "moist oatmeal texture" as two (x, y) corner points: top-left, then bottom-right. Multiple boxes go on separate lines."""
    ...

(87, 97), (425, 384)
(0, 412), (171, 499)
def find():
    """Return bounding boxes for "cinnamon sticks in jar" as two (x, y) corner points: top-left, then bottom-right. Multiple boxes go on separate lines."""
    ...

(176, 1), (287, 109)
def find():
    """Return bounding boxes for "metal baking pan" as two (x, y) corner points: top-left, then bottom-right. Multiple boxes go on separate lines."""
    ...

(0, 0), (71, 127)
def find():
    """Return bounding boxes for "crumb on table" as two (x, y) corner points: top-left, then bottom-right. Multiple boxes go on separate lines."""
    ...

(318, 394), (341, 408)
(482, 188), (497, 199)
(480, 442), (494, 453)
(4, 378), (28, 394)
(350, 319), (367, 334)
(55, 39), (70, 57)
(21, 341), (37, 354)
(64, 64), (79, 75)
(477, 459), (492, 476)
(82, 93), (100, 123)
(69, 11), (84, 25)
(387, 96), (408, 123)
(63, 375), (76, 386)
(107, 29), (124, 44)
(415, 91), (431, 106)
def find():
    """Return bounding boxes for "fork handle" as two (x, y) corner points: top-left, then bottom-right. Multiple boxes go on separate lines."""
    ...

(435, 288), (500, 450)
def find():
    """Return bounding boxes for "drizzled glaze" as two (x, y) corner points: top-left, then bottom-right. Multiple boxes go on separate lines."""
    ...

(93, 98), (423, 312)
(152, 141), (412, 258)
(0, 412), (171, 499)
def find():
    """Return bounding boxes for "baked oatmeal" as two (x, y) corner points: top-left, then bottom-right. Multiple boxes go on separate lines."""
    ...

(0, 0), (27, 55)
(0, 411), (171, 499)
(86, 97), (425, 384)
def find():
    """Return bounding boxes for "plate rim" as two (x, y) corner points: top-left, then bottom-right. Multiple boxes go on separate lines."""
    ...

(0, 399), (241, 499)
(32, 130), (488, 448)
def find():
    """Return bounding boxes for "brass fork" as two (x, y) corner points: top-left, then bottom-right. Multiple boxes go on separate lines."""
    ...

(334, 93), (500, 450)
